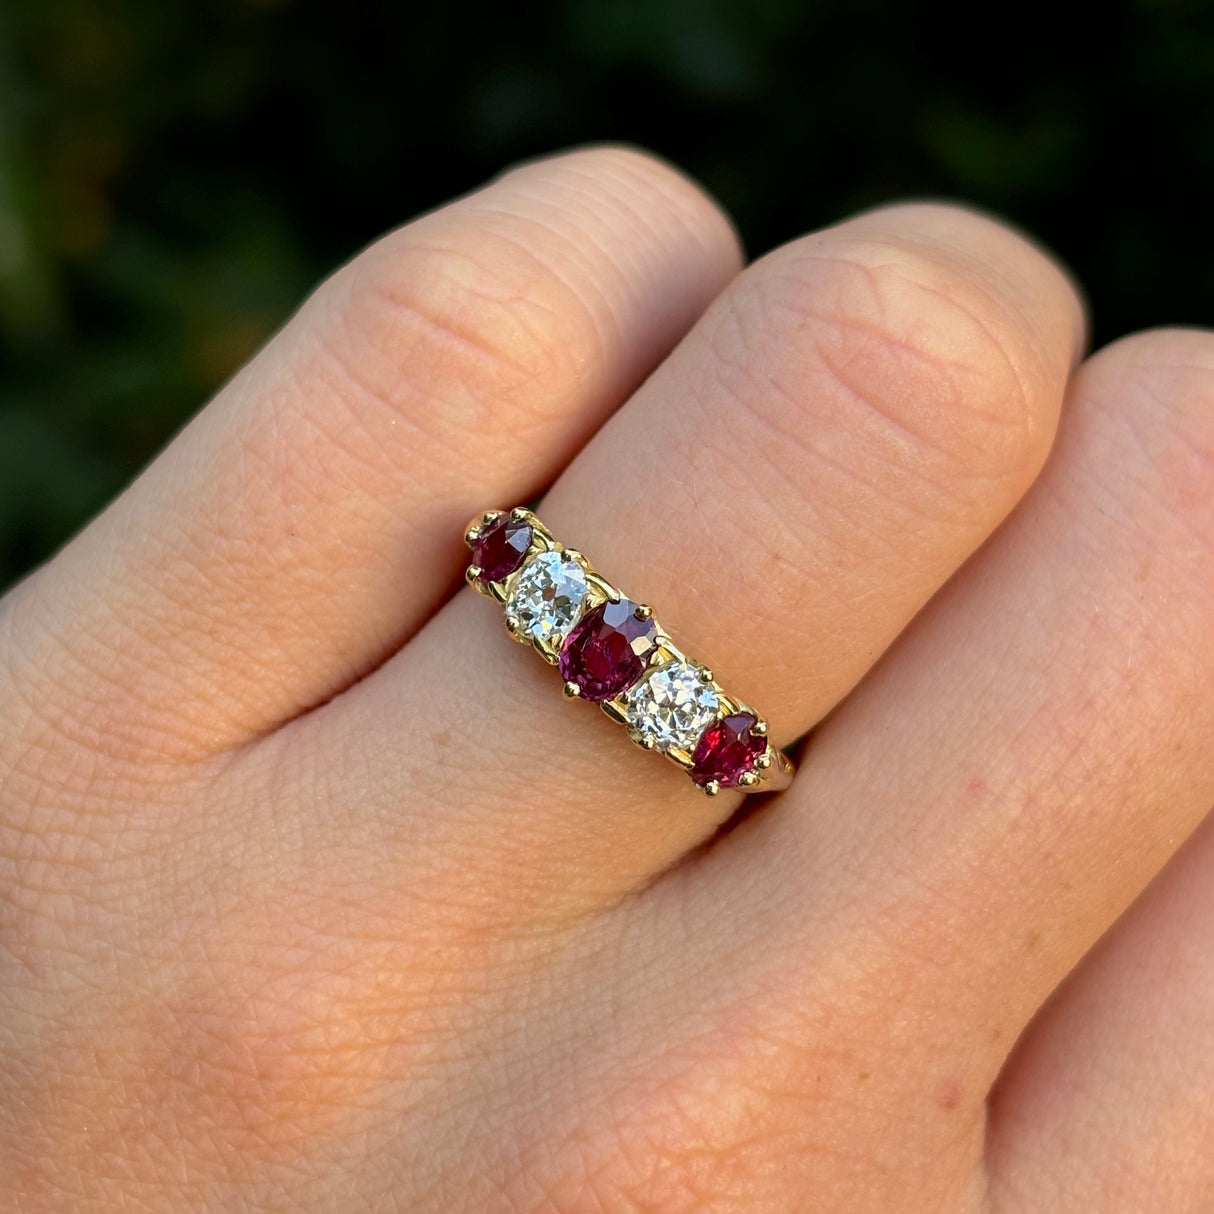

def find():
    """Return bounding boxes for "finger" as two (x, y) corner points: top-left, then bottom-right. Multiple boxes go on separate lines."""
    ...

(986, 808), (1214, 1213)
(286, 201), (1084, 916)
(2, 146), (741, 762)
(678, 329), (1214, 1104)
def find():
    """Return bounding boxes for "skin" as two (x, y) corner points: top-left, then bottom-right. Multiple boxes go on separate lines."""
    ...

(1, 145), (1212, 1212)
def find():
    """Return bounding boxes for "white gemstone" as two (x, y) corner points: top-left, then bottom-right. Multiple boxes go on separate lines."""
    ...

(505, 551), (589, 646)
(625, 659), (720, 753)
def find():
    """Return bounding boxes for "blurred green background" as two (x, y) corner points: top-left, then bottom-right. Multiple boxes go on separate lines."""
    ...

(2, 0), (1213, 592)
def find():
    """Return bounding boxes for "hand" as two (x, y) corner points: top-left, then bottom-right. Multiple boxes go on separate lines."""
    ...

(3, 146), (1212, 1213)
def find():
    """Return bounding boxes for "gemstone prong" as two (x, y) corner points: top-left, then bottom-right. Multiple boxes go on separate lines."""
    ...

(464, 525), (482, 547)
(755, 751), (773, 770)
(635, 603), (653, 620)
(698, 667), (714, 683)
(465, 565), (485, 590)
(534, 642), (560, 665)
(563, 681), (582, 698)
(702, 779), (721, 797)
(738, 770), (760, 788)
(586, 573), (615, 600)
(751, 719), (768, 736)
(509, 506), (529, 521)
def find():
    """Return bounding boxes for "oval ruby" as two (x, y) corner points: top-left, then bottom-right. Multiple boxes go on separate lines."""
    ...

(690, 712), (766, 788)
(558, 598), (658, 702)
(471, 514), (533, 582)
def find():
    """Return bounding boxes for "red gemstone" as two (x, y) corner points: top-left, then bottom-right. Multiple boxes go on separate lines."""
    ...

(472, 514), (533, 582)
(558, 598), (658, 702)
(690, 712), (766, 788)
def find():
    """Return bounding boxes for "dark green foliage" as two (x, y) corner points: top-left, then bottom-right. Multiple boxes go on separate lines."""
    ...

(2, 0), (1212, 590)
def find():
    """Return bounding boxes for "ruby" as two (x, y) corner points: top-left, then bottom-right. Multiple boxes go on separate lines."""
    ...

(690, 712), (766, 788)
(558, 598), (658, 702)
(472, 514), (533, 582)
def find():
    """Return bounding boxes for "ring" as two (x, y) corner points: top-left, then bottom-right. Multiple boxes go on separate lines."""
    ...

(464, 507), (796, 796)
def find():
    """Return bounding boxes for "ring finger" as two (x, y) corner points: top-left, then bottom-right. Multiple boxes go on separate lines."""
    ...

(259, 200), (1086, 917)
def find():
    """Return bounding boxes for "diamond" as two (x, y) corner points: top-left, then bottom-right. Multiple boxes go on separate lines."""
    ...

(558, 598), (659, 702)
(690, 712), (766, 788)
(505, 551), (589, 647)
(625, 659), (720, 753)
(471, 514), (533, 582)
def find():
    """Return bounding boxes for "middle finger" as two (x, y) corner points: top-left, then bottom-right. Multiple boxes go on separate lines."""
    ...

(276, 201), (1085, 914)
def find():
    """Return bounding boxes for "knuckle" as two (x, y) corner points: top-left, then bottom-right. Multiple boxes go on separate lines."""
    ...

(1082, 328), (1214, 548)
(585, 145), (741, 262)
(508, 143), (705, 210)
(817, 236), (1050, 475)
(499, 143), (741, 269)
(291, 144), (736, 470)
(309, 220), (604, 446)
(1054, 328), (1214, 716)
(1100, 326), (1214, 457)
(714, 215), (1070, 522)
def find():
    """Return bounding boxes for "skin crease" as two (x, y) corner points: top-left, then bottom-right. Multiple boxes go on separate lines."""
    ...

(1, 145), (1213, 1212)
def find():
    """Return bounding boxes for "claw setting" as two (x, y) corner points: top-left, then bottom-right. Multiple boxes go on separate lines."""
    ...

(463, 508), (790, 795)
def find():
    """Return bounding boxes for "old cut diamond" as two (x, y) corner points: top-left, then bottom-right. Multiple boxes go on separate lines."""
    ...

(505, 551), (589, 647)
(625, 659), (719, 753)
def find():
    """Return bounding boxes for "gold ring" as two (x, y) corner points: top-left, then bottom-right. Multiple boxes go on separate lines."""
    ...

(464, 507), (795, 797)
